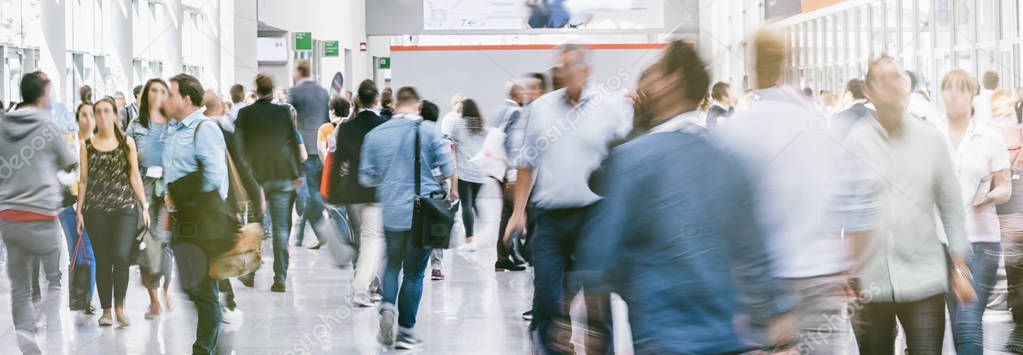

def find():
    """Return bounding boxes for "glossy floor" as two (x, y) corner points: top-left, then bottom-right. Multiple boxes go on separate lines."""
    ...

(0, 177), (1018, 354)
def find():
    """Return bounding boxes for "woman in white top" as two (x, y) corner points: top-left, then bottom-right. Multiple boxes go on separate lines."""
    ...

(450, 99), (489, 249)
(943, 69), (1012, 355)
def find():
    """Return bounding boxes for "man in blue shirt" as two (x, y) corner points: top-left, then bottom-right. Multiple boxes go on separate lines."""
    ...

(360, 87), (454, 350)
(162, 73), (228, 355)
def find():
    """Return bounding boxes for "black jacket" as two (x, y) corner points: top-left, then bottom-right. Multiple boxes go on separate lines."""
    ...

(328, 110), (388, 204)
(235, 99), (303, 183)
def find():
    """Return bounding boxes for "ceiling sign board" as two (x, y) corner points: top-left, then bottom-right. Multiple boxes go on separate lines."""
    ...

(423, 0), (665, 31)
(295, 32), (313, 51)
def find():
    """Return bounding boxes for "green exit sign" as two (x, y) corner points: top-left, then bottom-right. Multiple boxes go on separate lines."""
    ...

(379, 57), (391, 69)
(295, 32), (312, 51)
(324, 41), (339, 57)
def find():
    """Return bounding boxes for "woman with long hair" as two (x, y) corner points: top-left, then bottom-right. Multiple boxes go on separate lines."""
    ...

(449, 99), (488, 250)
(942, 69), (1012, 355)
(77, 97), (149, 327)
(126, 78), (174, 319)
(58, 103), (98, 314)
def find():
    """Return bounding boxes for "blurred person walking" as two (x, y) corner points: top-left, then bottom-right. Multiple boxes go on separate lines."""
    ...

(78, 97), (149, 327)
(288, 60), (331, 250)
(360, 87), (455, 350)
(235, 74), (304, 293)
(227, 84), (247, 121)
(126, 78), (175, 319)
(450, 99), (488, 251)
(61, 102), (97, 315)
(491, 80), (528, 271)
(0, 72), (76, 354)
(1000, 88), (1023, 353)
(833, 78), (871, 138)
(840, 56), (975, 355)
(714, 28), (849, 354)
(329, 80), (388, 306)
(576, 39), (797, 355)
(503, 44), (632, 353)
(163, 73), (232, 355)
(705, 81), (735, 129)
(940, 69), (1012, 355)
(974, 71), (1000, 127)
(419, 100), (451, 280)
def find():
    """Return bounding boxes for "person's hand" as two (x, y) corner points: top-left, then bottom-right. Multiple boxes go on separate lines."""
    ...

(765, 313), (797, 350)
(76, 212), (85, 236)
(503, 211), (526, 246)
(450, 187), (459, 201)
(973, 195), (994, 211)
(292, 178), (303, 191)
(952, 264), (977, 306)
(142, 211), (151, 229)
(165, 194), (175, 210)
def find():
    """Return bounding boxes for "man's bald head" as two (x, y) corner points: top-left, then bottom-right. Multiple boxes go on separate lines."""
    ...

(203, 89), (225, 117)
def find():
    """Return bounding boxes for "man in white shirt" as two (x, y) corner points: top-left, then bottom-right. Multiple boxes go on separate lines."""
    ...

(973, 71), (1000, 127)
(505, 44), (632, 353)
(715, 28), (850, 355)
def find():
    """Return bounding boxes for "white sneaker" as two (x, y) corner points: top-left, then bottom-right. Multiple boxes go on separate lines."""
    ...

(396, 330), (424, 350)
(378, 307), (397, 347)
(221, 307), (243, 326)
(351, 291), (377, 308)
(459, 241), (477, 252)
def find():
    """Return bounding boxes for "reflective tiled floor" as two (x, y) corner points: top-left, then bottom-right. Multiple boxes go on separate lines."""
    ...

(0, 179), (1018, 354)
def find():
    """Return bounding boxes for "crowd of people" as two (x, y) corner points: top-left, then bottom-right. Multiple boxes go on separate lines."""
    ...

(7, 25), (1023, 354)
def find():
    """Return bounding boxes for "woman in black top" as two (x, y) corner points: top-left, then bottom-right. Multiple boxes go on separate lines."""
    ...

(77, 97), (148, 327)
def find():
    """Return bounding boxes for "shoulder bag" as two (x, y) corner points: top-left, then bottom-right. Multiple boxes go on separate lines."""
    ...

(411, 121), (458, 249)
(189, 120), (264, 279)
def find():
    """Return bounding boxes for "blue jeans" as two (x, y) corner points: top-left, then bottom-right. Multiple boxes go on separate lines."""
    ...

(188, 274), (222, 355)
(58, 207), (94, 293)
(294, 158), (325, 244)
(529, 206), (612, 354)
(250, 180), (293, 283)
(381, 230), (432, 329)
(950, 242), (1002, 355)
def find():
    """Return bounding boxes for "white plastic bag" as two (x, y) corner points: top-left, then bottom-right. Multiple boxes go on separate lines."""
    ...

(469, 126), (508, 180)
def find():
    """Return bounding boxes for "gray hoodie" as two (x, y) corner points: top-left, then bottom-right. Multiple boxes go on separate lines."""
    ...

(0, 108), (75, 215)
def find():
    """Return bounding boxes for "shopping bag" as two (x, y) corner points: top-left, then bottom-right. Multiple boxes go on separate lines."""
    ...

(132, 227), (164, 275)
(469, 126), (509, 180)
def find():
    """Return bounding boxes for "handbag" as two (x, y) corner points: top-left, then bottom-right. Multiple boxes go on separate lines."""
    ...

(411, 121), (459, 249)
(208, 152), (264, 280)
(132, 227), (164, 274)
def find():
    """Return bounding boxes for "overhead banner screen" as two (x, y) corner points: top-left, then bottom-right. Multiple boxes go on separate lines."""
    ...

(423, 0), (665, 31)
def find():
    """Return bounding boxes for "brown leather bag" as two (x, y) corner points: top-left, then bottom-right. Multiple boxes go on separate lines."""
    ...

(208, 154), (263, 280)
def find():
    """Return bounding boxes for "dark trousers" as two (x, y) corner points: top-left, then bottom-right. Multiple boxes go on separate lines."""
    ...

(83, 208), (137, 309)
(529, 206), (612, 353)
(496, 181), (515, 261)
(457, 179), (483, 237)
(381, 230), (432, 329)
(188, 275), (222, 354)
(854, 294), (946, 355)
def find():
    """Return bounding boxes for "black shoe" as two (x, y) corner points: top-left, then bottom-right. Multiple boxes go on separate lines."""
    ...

(270, 282), (286, 293)
(239, 277), (254, 288)
(84, 304), (96, 315)
(495, 259), (526, 272)
(522, 310), (533, 321)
